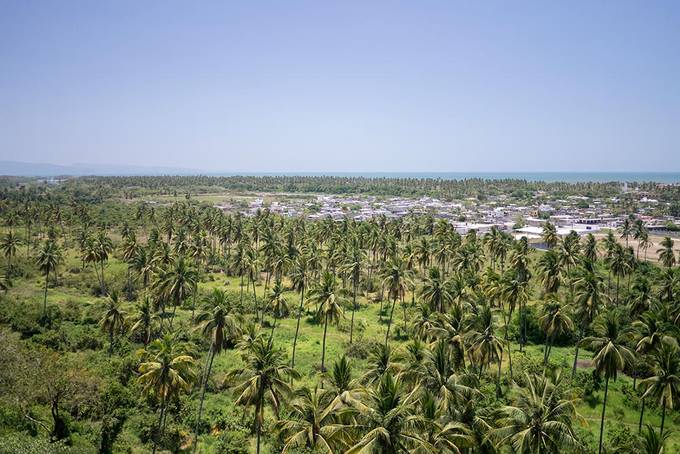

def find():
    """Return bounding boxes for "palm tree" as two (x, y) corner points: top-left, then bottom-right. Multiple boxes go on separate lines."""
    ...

(582, 233), (598, 264)
(342, 241), (364, 344)
(490, 373), (582, 453)
(346, 373), (431, 453)
(138, 335), (196, 454)
(274, 387), (347, 453)
(361, 343), (402, 385)
(536, 249), (562, 294)
(193, 289), (240, 451)
(94, 230), (114, 294)
(382, 254), (410, 346)
(421, 267), (453, 313)
(153, 256), (198, 326)
(290, 254), (309, 369)
(572, 269), (605, 377)
(309, 271), (344, 372)
(541, 221), (558, 249)
(609, 244), (630, 305)
(1, 231), (21, 279)
(468, 305), (504, 396)
(129, 296), (160, 347)
(639, 342), (680, 436)
(620, 217), (633, 247)
(538, 295), (573, 366)
(640, 424), (671, 454)
(99, 292), (127, 356)
(581, 311), (635, 454)
(36, 239), (63, 317)
(656, 237), (675, 268)
(266, 278), (289, 342)
(227, 338), (299, 454)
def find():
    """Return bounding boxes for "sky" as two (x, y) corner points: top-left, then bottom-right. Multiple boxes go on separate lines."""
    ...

(1, 1), (679, 173)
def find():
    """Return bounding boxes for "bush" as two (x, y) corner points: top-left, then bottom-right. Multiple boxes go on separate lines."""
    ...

(605, 425), (641, 454)
(0, 435), (78, 454)
(213, 429), (250, 454)
(345, 340), (380, 360)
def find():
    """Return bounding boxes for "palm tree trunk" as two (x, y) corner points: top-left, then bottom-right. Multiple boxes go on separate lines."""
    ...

(349, 281), (356, 344)
(572, 334), (581, 379)
(615, 275), (620, 305)
(239, 273), (244, 306)
(269, 317), (276, 344)
(496, 357), (502, 398)
(660, 403), (666, 436)
(101, 261), (107, 295)
(503, 307), (514, 379)
(291, 287), (305, 369)
(251, 275), (258, 324)
(384, 295), (398, 346)
(598, 376), (610, 454)
(108, 329), (114, 356)
(152, 398), (166, 454)
(43, 269), (49, 316)
(321, 312), (329, 372)
(544, 334), (554, 365)
(638, 397), (645, 433)
(255, 408), (262, 454)
(193, 346), (215, 452)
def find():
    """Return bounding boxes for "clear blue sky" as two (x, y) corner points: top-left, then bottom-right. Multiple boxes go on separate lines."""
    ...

(1, 1), (679, 172)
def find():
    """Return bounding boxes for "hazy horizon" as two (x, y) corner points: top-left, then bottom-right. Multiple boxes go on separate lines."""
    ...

(2, 1), (680, 172)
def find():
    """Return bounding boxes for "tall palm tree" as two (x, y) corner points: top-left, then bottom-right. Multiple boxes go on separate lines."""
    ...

(94, 230), (114, 294)
(656, 237), (675, 268)
(99, 292), (127, 356)
(153, 256), (198, 326)
(36, 239), (63, 317)
(541, 222), (558, 249)
(1, 231), (21, 279)
(138, 335), (196, 454)
(342, 241), (364, 344)
(536, 249), (562, 295)
(609, 244), (630, 305)
(309, 271), (344, 372)
(290, 254), (309, 369)
(193, 289), (240, 451)
(382, 254), (411, 346)
(572, 269), (605, 377)
(501, 274), (529, 377)
(539, 295), (573, 366)
(266, 278), (289, 342)
(490, 373), (582, 454)
(639, 342), (680, 436)
(129, 296), (160, 347)
(274, 387), (347, 453)
(346, 373), (431, 453)
(619, 217), (633, 247)
(421, 267), (453, 313)
(467, 305), (504, 397)
(581, 311), (635, 454)
(227, 338), (299, 454)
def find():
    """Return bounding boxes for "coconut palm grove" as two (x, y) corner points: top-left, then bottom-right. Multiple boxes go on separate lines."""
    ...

(0, 175), (679, 453)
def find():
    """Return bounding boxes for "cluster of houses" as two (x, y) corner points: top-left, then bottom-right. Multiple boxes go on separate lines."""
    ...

(215, 191), (678, 239)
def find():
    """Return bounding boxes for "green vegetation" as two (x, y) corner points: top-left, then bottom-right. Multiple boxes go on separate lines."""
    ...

(0, 177), (679, 453)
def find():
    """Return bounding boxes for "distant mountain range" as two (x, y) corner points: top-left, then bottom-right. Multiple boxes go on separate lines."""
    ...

(0, 161), (203, 176)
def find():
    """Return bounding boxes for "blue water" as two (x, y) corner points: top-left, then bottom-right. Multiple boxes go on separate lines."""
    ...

(214, 171), (680, 183)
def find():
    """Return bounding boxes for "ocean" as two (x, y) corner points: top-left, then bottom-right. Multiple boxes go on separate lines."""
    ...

(214, 171), (680, 183)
